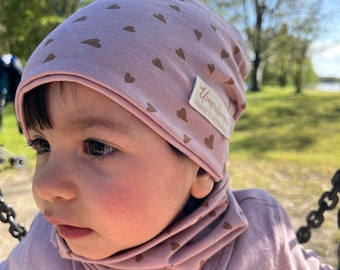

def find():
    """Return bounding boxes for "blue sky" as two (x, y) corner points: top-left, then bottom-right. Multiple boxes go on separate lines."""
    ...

(309, 0), (340, 78)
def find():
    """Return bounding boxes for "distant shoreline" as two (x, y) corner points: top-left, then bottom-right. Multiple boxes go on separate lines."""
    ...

(315, 82), (340, 92)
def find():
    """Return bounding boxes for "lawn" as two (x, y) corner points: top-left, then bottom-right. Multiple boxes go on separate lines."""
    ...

(228, 86), (340, 266)
(0, 102), (36, 168)
(1, 86), (340, 266)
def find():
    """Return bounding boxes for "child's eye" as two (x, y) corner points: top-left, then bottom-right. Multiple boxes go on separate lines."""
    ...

(83, 139), (116, 157)
(28, 138), (50, 155)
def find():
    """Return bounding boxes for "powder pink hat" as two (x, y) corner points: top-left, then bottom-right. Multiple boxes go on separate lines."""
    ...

(15, 0), (250, 180)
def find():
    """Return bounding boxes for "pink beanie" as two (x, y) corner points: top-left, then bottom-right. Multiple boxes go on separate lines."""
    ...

(15, 0), (250, 180)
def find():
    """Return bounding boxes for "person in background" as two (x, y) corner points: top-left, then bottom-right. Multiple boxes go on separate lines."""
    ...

(0, 54), (23, 136)
(0, 54), (22, 102)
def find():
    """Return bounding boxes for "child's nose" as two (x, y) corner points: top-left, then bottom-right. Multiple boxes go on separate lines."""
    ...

(33, 153), (78, 202)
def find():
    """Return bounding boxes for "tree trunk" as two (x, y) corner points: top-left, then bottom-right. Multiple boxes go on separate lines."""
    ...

(294, 43), (308, 94)
(295, 70), (302, 94)
(249, 50), (261, 91)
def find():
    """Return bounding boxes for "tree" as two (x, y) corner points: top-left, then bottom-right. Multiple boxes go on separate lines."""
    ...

(265, 24), (292, 87)
(206, 0), (290, 91)
(288, 1), (323, 94)
(263, 31), (318, 88)
(200, 0), (325, 92)
(0, 0), (94, 62)
(263, 22), (319, 90)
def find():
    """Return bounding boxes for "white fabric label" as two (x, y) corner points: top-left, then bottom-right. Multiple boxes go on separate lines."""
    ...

(189, 76), (233, 139)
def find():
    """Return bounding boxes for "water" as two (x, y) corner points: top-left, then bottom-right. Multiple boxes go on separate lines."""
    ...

(316, 82), (340, 92)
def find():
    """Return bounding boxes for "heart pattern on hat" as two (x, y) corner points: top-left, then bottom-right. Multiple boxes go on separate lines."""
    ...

(176, 107), (188, 122)
(146, 103), (157, 112)
(204, 135), (214, 150)
(43, 53), (56, 63)
(175, 48), (186, 61)
(81, 39), (102, 48)
(153, 13), (166, 24)
(123, 26), (136, 33)
(169, 5), (180, 11)
(234, 46), (240, 54)
(194, 29), (203, 41)
(72, 16), (87, 23)
(207, 64), (215, 74)
(107, 4), (120, 9)
(221, 49), (230, 59)
(44, 38), (54, 46)
(183, 134), (192, 144)
(152, 58), (165, 71)
(124, 72), (135, 83)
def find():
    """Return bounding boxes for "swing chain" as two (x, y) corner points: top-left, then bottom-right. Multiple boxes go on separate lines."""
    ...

(0, 188), (27, 241)
(296, 169), (340, 268)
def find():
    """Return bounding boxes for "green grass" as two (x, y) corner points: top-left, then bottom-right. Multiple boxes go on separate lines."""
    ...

(228, 86), (340, 266)
(229, 86), (340, 183)
(0, 102), (36, 169)
(1, 87), (340, 266)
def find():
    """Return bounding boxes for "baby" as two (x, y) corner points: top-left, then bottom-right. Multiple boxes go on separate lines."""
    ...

(0, 0), (334, 269)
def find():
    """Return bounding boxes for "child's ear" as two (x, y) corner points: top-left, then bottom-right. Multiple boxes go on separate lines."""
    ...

(190, 168), (214, 199)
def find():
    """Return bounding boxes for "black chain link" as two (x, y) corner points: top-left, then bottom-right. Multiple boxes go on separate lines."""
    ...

(0, 188), (27, 241)
(296, 169), (340, 269)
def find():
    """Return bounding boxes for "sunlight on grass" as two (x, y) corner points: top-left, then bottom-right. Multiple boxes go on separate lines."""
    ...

(232, 86), (340, 168)
(1, 102), (36, 169)
(228, 86), (340, 266)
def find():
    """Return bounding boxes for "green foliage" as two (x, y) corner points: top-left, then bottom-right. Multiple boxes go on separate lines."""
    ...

(200, 0), (328, 92)
(303, 58), (319, 84)
(0, 0), (95, 62)
(263, 55), (318, 86)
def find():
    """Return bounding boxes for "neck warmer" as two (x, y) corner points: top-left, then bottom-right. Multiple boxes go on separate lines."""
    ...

(15, 0), (250, 268)
(52, 182), (248, 269)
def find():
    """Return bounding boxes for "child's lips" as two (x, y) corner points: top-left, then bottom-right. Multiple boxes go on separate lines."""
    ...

(44, 215), (92, 239)
(56, 224), (93, 239)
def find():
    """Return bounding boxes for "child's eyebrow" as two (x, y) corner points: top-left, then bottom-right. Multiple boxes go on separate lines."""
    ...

(68, 116), (132, 135)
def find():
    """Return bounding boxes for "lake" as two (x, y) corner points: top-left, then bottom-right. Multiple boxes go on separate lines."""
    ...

(316, 82), (340, 92)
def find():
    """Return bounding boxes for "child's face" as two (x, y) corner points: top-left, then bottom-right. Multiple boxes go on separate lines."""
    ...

(27, 83), (200, 260)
